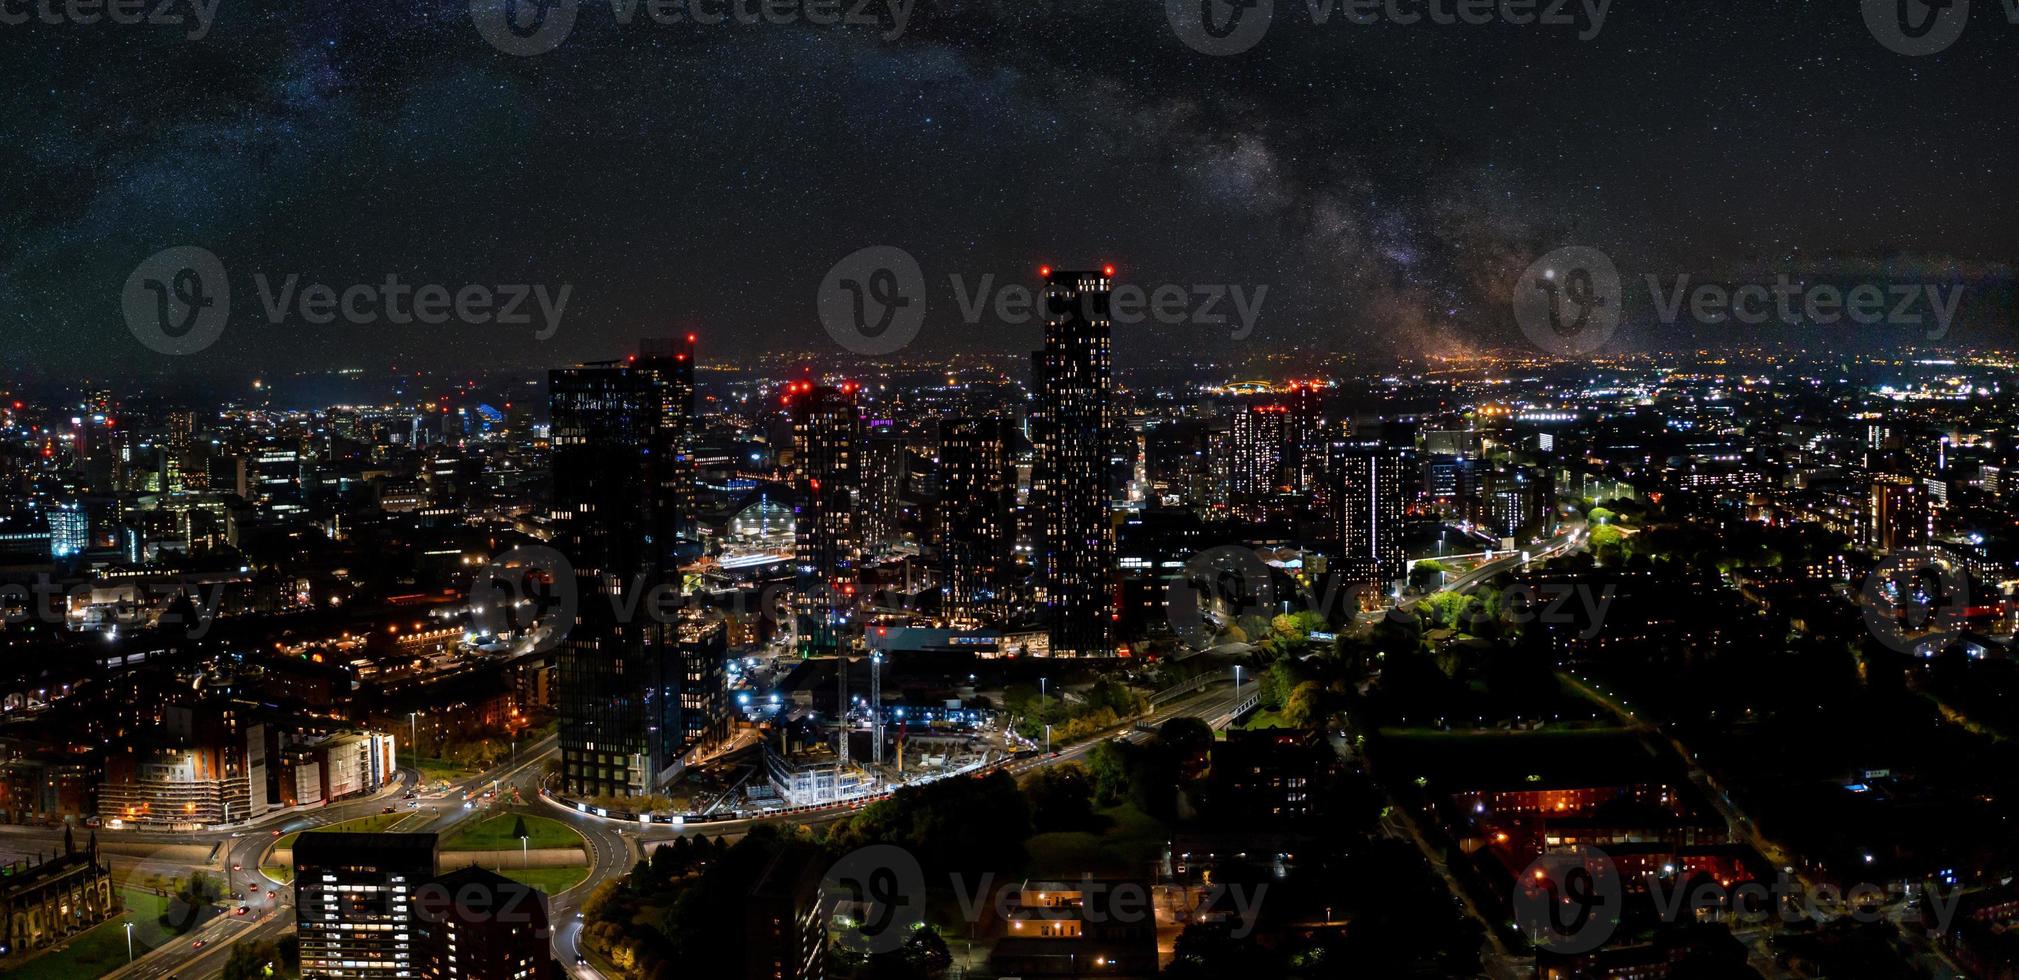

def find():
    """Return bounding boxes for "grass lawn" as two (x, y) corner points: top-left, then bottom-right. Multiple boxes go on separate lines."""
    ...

(1241, 710), (1288, 730)
(443, 812), (584, 852)
(6, 887), (185, 980)
(264, 812), (410, 881)
(495, 865), (591, 894)
(1024, 804), (1168, 877)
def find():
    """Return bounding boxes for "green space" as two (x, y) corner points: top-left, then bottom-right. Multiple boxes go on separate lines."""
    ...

(1240, 709), (1289, 730)
(1023, 803), (1168, 877)
(263, 812), (409, 881)
(441, 812), (584, 852)
(496, 865), (592, 894)
(6, 887), (186, 980)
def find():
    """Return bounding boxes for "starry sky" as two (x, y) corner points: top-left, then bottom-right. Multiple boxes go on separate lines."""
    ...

(2, 0), (2014, 380)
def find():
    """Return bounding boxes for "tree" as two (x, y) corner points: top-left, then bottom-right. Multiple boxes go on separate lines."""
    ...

(1409, 558), (1449, 591)
(1019, 763), (1095, 832)
(1159, 717), (1214, 762)
(1282, 681), (1324, 728)
(221, 938), (282, 980)
(1591, 524), (1627, 564)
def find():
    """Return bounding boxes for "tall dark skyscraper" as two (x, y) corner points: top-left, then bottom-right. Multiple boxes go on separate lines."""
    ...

(938, 416), (1014, 628)
(789, 381), (861, 655)
(1031, 267), (1117, 657)
(295, 832), (438, 978)
(1334, 449), (1406, 588)
(548, 336), (721, 799)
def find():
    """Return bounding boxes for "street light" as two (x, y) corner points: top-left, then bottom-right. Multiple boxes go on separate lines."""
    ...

(521, 834), (530, 869)
(1044, 723), (1052, 755)
(125, 921), (134, 963)
(409, 711), (419, 784)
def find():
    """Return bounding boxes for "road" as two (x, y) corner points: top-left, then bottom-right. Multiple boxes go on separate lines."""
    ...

(9, 677), (1269, 979)
(0, 738), (565, 980)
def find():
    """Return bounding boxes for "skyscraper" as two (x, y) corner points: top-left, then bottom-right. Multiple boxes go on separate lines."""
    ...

(1334, 449), (1406, 588)
(1230, 404), (1287, 501)
(1031, 266), (1117, 657)
(938, 417), (1014, 628)
(788, 381), (861, 655)
(858, 426), (907, 557)
(294, 832), (438, 978)
(548, 336), (719, 799)
(1287, 381), (1326, 493)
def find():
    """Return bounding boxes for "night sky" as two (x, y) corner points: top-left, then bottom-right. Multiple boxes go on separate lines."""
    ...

(3, 0), (2014, 379)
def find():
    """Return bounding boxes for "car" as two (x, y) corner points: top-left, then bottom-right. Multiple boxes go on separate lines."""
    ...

(231, 862), (242, 870)
(235, 906), (248, 915)
(575, 954), (587, 965)
(191, 940), (205, 950)
(381, 805), (397, 814)
(271, 829), (282, 836)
